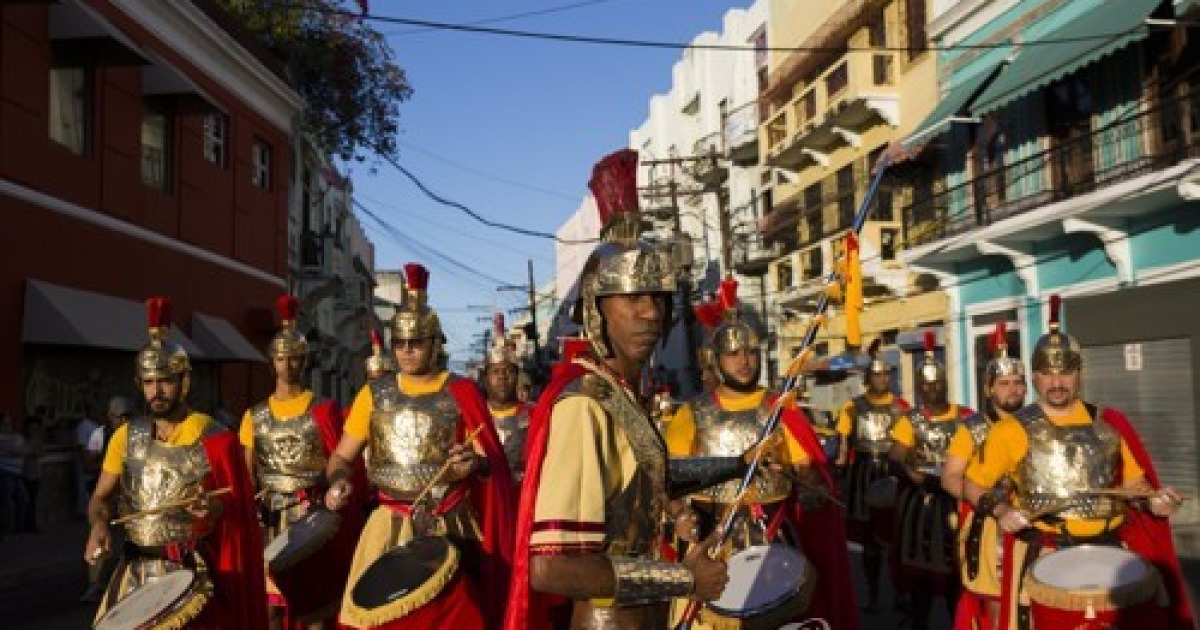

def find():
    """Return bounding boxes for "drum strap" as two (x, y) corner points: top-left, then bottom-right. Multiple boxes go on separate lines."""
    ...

(378, 483), (470, 518)
(965, 511), (987, 581)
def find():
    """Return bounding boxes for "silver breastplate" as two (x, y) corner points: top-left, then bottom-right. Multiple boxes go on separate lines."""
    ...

(691, 395), (791, 503)
(367, 377), (461, 496)
(493, 405), (530, 476)
(962, 413), (992, 449)
(251, 400), (327, 493)
(563, 365), (667, 559)
(1016, 405), (1122, 520)
(853, 397), (898, 455)
(910, 409), (960, 476)
(120, 419), (213, 547)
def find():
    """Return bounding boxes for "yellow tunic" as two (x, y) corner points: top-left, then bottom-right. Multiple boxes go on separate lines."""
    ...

(101, 412), (214, 474)
(663, 389), (810, 466)
(489, 402), (520, 419)
(965, 401), (1145, 537)
(890, 404), (962, 448)
(835, 391), (897, 436)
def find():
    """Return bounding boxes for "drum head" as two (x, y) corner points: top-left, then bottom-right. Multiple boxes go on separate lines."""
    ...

(351, 536), (455, 610)
(1030, 545), (1149, 589)
(710, 545), (807, 618)
(95, 569), (195, 630)
(266, 508), (342, 572)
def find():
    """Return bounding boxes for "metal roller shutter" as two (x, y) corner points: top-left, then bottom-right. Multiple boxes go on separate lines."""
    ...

(1082, 339), (1198, 524)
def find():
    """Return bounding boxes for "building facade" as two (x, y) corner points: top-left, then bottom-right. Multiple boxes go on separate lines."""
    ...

(902, 0), (1200, 522)
(1, 0), (302, 431)
(758, 0), (943, 402)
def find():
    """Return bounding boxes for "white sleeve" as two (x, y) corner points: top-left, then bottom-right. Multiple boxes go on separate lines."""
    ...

(86, 427), (105, 453)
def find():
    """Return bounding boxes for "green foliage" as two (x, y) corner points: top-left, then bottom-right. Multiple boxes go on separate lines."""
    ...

(217, 0), (412, 162)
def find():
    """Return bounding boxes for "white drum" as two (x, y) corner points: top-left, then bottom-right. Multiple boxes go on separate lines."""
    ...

(709, 544), (816, 623)
(94, 569), (210, 630)
(1026, 545), (1161, 627)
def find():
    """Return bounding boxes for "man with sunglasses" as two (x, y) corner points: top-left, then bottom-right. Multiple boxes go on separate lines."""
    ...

(326, 263), (515, 629)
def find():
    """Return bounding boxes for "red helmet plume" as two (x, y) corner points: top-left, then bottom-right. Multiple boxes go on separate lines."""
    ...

(404, 263), (430, 292)
(276, 295), (299, 323)
(924, 330), (937, 354)
(717, 276), (739, 310)
(588, 149), (640, 229)
(1048, 294), (1062, 330)
(369, 327), (383, 349)
(493, 312), (506, 337)
(990, 321), (1008, 355)
(693, 300), (725, 331)
(146, 296), (171, 329)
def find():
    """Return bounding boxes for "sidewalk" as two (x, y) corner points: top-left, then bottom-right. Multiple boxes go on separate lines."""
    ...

(0, 518), (88, 593)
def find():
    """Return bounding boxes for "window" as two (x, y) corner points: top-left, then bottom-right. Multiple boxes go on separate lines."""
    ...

(203, 112), (228, 166)
(252, 139), (272, 189)
(141, 98), (173, 192)
(48, 62), (92, 155)
(880, 227), (899, 261)
(836, 165), (856, 228)
(905, 0), (928, 60)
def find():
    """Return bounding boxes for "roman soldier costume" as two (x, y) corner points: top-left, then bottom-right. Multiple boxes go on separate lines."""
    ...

(483, 313), (532, 482)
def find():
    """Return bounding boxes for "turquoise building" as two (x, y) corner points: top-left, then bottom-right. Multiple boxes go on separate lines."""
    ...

(899, 0), (1200, 521)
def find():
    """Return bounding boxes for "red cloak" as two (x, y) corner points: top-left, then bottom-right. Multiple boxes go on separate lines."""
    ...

(775, 396), (862, 630)
(201, 429), (270, 630)
(447, 377), (518, 629)
(505, 360), (589, 630)
(996, 405), (1194, 630)
(274, 399), (368, 627)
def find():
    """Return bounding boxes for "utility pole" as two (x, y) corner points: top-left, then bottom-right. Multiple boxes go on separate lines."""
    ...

(526, 259), (542, 377)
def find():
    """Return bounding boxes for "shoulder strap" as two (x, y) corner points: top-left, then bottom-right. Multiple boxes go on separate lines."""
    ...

(1013, 403), (1043, 427)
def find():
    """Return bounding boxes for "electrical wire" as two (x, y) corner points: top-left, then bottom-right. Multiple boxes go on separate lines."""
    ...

(383, 0), (624, 37)
(396, 141), (578, 202)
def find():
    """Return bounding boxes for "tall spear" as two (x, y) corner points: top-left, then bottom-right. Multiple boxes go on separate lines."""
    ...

(674, 150), (895, 629)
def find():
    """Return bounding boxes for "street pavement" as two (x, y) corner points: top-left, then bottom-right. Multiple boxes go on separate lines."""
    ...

(2, 519), (1198, 629)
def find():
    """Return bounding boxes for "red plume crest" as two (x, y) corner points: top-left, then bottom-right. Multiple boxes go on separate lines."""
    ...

(693, 300), (725, 331)
(1048, 294), (1061, 329)
(369, 328), (383, 349)
(588, 149), (640, 228)
(493, 312), (506, 337)
(924, 330), (937, 353)
(146, 296), (170, 329)
(717, 276), (739, 310)
(990, 321), (1008, 355)
(867, 338), (882, 357)
(276, 295), (299, 323)
(404, 263), (430, 292)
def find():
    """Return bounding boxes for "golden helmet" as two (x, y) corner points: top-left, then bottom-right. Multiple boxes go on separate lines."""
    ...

(984, 320), (1024, 384)
(1031, 294), (1081, 373)
(574, 149), (677, 357)
(865, 338), (890, 374)
(392, 263), (443, 342)
(485, 313), (519, 367)
(268, 295), (308, 358)
(918, 330), (946, 383)
(135, 296), (190, 381)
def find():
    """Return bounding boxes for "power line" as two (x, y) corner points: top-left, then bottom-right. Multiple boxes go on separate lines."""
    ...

(396, 141), (578, 202)
(383, 0), (623, 38)
(294, 3), (1152, 54)
(382, 154), (598, 244)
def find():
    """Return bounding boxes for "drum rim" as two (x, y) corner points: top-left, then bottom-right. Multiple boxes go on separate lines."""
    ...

(94, 568), (209, 630)
(265, 508), (342, 572)
(1025, 545), (1158, 612)
(708, 545), (809, 618)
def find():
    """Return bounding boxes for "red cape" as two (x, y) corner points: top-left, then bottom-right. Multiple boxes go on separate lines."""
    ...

(276, 399), (367, 626)
(504, 360), (589, 630)
(202, 429), (270, 630)
(448, 377), (518, 629)
(996, 406), (1194, 630)
(775, 396), (862, 630)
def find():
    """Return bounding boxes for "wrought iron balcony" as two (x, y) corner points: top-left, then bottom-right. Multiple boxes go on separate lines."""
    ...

(903, 89), (1200, 249)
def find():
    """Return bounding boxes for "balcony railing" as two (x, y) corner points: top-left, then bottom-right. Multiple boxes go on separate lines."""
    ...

(731, 232), (784, 276)
(764, 50), (900, 165)
(903, 90), (1200, 249)
(724, 100), (759, 163)
(687, 132), (727, 185)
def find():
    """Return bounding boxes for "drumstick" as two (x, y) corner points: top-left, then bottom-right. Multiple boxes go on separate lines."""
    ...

(412, 426), (484, 508)
(110, 487), (232, 525)
(1069, 487), (1192, 501)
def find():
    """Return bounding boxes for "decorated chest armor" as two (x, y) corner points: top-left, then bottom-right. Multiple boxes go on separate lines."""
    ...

(250, 401), (327, 494)
(962, 413), (992, 449)
(367, 377), (461, 497)
(561, 370), (667, 559)
(121, 419), (215, 547)
(691, 396), (791, 503)
(909, 410), (960, 476)
(494, 407), (530, 475)
(853, 397), (899, 455)
(1015, 405), (1122, 520)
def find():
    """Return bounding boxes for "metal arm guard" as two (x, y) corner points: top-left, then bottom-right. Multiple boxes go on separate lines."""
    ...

(610, 556), (695, 606)
(667, 456), (747, 499)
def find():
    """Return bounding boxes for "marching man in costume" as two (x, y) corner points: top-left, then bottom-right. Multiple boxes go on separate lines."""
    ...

(963, 295), (1193, 629)
(942, 322), (1026, 630)
(240, 295), (364, 629)
(665, 275), (860, 630)
(85, 296), (267, 628)
(504, 149), (767, 630)
(325, 263), (515, 630)
(481, 313), (532, 483)
(834, 339), (910, 613)
(365, 327), (397, 381)
(889, 332), (974, 630)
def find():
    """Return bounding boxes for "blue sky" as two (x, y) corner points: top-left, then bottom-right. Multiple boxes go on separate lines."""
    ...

(348, 0), (749, 363)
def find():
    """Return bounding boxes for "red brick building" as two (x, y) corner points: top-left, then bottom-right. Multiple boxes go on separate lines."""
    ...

(0, 0), (304, 431)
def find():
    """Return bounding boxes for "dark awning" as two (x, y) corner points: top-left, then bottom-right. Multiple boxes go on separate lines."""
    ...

(22, 279), (204, 356)
(191, 313), (266, 363)
(903, 55), (1011, 148)
(970, 0), (1159, 115)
